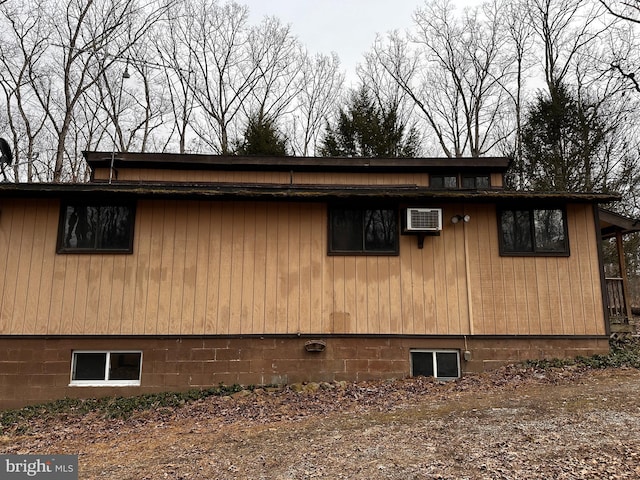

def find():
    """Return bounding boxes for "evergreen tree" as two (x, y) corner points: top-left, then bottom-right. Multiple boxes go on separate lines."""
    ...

(521, 83), (607, 191)
(319, 87), (420, 157)
(236, 113), (288, 156)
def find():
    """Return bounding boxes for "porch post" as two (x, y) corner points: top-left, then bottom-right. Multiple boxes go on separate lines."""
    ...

(616, 230), (634, 322)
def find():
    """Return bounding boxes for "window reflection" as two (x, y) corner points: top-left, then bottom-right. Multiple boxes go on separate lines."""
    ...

(330, 207), (397, 254)
(60, 202), (134, 252)
(500, 208), (567, 255)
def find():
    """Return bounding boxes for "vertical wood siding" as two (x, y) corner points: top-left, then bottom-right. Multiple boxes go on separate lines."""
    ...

(465, 203), (605, 336)
(0, 199), (605, 336)
(93, 168), (429, 186)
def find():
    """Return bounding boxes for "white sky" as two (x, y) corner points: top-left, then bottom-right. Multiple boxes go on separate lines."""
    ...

(244, 0), (421, 84)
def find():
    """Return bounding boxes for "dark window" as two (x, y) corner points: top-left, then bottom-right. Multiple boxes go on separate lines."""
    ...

(499, 208), (568, 255)
(110, 353), (143, 381)
(72, 352), (106, 381)
(58, 201), (135, 253)
(411, 350), (460, 379)
(430, 175), (458, 189)
(71, 351), (142, 384)
(329, 207), (398, 254)
(461, 175), (490, 189)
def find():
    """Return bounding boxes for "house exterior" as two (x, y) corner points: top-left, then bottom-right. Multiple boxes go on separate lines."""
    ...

(0, 152), (619, 409)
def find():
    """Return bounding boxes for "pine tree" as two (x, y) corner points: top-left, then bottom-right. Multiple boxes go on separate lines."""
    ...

(236, 113), (288, 156)
(319, 87), (420, 157)
(521, 83), (606, 191)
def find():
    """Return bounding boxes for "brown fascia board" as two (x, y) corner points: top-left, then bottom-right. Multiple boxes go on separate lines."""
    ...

(82, 151), (512, 173)
(0, 181), (621, 204)
(599, 208), (640, 237)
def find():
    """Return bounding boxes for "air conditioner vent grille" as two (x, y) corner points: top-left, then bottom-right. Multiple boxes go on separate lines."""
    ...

(405, 208), (442, 232)
(411, 210), (439, 229)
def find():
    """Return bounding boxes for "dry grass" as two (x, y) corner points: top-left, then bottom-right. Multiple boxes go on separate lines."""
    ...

(3, 365), (640, 479)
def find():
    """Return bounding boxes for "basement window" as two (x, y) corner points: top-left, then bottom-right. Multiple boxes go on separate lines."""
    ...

(410, 350), (460, 380)
(70, 351), (142, 386)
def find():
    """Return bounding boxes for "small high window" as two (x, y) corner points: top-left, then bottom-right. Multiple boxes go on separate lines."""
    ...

(329, 206), (398, 255)
(411, 350), (460, 379)
(461, 175), (490, 189)
(498, 207), (569, 256)
(430, 175), (458, 189)
(57, 201), (135, 253)
(71, 351), (142, 386)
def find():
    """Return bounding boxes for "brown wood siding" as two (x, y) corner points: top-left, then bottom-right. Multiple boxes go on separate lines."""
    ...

(465, 203), (605, 336)
(0, 199), (604, 337)
(93, 167), (429, 186)
(490, 173), (503, 188)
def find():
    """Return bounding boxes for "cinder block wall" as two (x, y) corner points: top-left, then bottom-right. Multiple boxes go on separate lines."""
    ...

(0, 336), (610, 409)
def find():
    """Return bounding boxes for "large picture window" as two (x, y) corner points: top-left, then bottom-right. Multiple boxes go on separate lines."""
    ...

(58, 201), (135, 253)
(499, 207), (569, 255)
(329, 206), (398, 254)
(70, 351), (142, 386)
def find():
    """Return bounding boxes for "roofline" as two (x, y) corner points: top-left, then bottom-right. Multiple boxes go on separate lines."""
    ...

(83, 151), (512, 173)
(599, 207), (640, 237)
(0, 182), (620, 203)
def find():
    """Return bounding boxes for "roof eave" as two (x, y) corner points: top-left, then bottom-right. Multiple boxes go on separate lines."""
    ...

(83, 151), (512, 173)
(0, 182), (621, 204)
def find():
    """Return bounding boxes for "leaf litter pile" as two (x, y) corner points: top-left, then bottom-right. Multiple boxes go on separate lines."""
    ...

(2, 363), (640, 479)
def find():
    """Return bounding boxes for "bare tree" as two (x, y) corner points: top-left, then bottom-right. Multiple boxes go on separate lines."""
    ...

(288, 51), (344, 156)
(245, 16), (304, 124)
(599, 0), (640, 23)
(20, 0), (172, 181)
(0, 0), (51, 181)
(169, 0), (260, 154)
(527, 0), (613, 96)
(370, 0), (515, 157)
(599, 0), (640, 91)
(359, 40), (420, 153)
(92, 43), (171, 154)
(155, 9), (197, 153)
(515, 0), (640, 195)
(168, 0), (307, 155)
(495, 0), (537, 188)
(369, 31), (450, 156)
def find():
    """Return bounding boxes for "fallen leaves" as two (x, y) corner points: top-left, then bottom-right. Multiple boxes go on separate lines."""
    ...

(2, 365), (640, 478)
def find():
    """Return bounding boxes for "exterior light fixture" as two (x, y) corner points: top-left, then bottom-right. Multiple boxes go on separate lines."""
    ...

(451, 214), (471, 224)
(304, 340), (326, 352)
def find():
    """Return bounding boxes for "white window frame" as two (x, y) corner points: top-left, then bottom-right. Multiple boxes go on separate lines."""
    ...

(70, 350), (143, 386)
(410, 349), (460, 380)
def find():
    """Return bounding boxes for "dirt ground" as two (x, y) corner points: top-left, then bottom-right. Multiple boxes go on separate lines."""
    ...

(2, 365), (640, 479)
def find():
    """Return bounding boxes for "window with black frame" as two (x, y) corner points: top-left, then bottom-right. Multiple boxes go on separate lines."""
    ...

(58, 201), (135, 253)
(499, 207), (569, 255)
(461, 174), (490, 189)
(329, 206), (398, 254)
(430, 174), (458, 189)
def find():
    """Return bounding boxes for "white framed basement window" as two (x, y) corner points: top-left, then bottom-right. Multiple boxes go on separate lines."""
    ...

(70, 351), (142, 386)
(410, 349), (460, 380)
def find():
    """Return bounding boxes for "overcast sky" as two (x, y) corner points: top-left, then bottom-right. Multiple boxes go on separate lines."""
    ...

(244, 0), (421, 84)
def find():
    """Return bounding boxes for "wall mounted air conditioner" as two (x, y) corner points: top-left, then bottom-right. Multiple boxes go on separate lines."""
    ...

(404, 207), (443, 233)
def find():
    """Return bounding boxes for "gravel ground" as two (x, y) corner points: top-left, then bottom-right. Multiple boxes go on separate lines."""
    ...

(2, 365), (640, 479)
